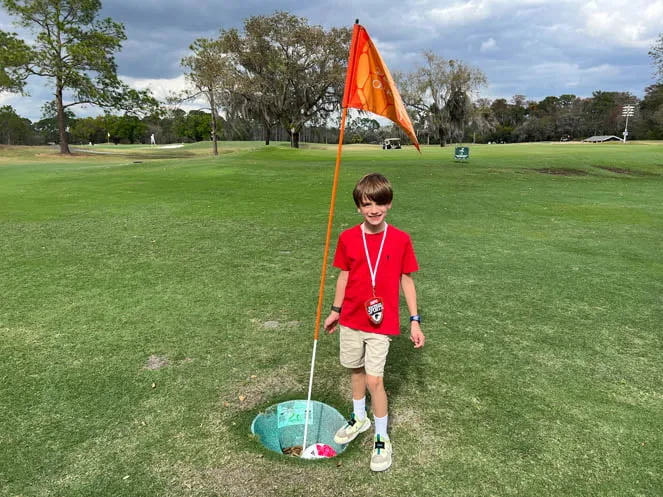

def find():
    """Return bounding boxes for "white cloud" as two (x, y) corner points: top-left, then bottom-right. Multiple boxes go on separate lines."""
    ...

(429, 0), (493, 25)
(119, 74), (209, 113)
(480, 37), (497, 52)
(423, 0), (568, 26)
(580, 0), (663, 48)
(120, 74), (188, 101)
(0, 92), (15, 106)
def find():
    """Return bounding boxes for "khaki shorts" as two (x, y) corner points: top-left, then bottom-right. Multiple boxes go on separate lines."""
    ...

(339, 325), (391, 377)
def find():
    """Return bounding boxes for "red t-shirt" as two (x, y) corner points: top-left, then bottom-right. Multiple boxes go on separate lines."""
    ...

(333, 223), (418, 335)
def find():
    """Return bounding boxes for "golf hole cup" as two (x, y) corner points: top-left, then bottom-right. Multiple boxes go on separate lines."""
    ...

(251, 400), (346, 459)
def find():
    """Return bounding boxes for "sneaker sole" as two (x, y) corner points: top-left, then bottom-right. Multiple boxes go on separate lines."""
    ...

(370, 458), (392, 472)
(333, 417), (371, 444)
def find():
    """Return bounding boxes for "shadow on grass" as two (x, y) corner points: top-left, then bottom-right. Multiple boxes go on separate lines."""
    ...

(384, 330), (427, 405)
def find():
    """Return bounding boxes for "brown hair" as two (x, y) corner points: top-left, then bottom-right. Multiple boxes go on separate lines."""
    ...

(352, 173), (393, 207)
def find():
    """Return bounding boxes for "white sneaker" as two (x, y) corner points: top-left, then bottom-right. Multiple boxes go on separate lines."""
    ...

(333, 413), (371, 444)
(370, 434), (392, 472)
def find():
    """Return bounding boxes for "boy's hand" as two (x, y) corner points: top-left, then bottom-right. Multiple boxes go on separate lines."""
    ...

(323, 312), (340, 334)
(410, 322), (425, 348)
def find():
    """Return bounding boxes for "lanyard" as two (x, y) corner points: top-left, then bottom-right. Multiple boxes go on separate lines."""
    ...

(361, 222), (388, 295)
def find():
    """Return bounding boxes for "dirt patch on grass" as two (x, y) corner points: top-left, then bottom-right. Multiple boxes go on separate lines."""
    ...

(225, 365), (306, 411)
(250, 318), (302, 330)
(144, 355), (194, 370)
(599, 166), (631, 174)
(594, 165), (656, 176)
(535, 168), (588, 176)
(145, 355), (169, 370)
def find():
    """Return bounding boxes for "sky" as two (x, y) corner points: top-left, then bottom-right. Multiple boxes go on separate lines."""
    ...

(1, 0), (662, 122)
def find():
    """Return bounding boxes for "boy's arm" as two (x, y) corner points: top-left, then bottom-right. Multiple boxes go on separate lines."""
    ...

(324, 270), (349, 333)
(401, 273), (425, 348)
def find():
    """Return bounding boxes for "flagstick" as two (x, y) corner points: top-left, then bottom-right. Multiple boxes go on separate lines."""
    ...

(302, 107), (350, 458)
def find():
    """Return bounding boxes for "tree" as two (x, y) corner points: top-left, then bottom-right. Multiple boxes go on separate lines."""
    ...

(183, 110), (212, 142)
(346, 116), (381, 144)
(468, 98), (497, 143)
(69, 116), (107, 144)
(490, 98), (510, 127)
(636, 84), (663, 139)
(35, 100), (75, 144)
(555, 94), (581, 139)
(586, 91), (634, 136)
(0, 105), (34, 144)
(0, 30), (31, 92)
(180, 37), (227, 155)
(650, 34), (663, 82)
(1, 0), (158, 154)
(167, 108), (189, 142)
(110, 114), (147, 144)
(404, 52), (487, 146)
(218, 11), (351, 148)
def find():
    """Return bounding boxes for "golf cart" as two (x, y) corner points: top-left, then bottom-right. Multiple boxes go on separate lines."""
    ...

(382, 138), (402, 150)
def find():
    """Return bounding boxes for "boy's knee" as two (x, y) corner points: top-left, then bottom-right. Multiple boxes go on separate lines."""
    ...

(365, 374), (384, 393)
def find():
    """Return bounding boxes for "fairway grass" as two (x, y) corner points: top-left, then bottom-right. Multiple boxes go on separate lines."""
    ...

(1, 141), (662, 497)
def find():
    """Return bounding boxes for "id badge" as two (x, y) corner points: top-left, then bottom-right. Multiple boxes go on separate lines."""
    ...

(365, 297), (384, 325)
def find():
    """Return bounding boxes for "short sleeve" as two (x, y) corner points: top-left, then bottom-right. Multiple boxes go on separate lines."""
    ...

(402, 236), (419, 274)
(332, 235), (350, 271)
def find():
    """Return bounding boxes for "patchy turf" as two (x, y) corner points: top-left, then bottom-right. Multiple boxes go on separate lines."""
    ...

(593, 165), (659, 176)
(535, 167), (589, 175)
(1, 141), (662, 497)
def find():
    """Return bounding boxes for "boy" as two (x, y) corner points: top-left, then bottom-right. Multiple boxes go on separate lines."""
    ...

(324, 173), (425, 472)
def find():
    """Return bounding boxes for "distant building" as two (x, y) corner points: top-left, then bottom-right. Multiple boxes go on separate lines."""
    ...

(582, 135), (622, 142)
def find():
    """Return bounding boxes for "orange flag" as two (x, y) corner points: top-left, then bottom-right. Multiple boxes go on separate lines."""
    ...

(343, 22), (420, 152)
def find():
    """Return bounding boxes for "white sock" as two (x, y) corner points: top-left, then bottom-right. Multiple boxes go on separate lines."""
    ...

(353, 397), (366, 420)
(374, 414), (389, 439)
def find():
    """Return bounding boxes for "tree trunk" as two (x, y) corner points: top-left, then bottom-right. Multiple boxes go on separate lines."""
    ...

(210, 93), (219, 156)
(264, 126), (270, 145)
(56, 86), (71, 154)
(211, 114), (219, 156)
(291, 131), (300, 148)
(438, 126), (447, 147)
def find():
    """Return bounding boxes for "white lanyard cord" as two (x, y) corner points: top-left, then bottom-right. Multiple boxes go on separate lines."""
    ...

(361, 222), (388, 292)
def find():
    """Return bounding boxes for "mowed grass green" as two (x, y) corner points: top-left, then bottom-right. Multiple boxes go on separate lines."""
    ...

(0, 141), (661, 497)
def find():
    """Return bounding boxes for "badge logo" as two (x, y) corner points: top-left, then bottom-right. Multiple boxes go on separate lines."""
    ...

(365, 297), (384, 325)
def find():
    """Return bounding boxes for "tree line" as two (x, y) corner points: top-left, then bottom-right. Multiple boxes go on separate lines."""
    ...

(3, 83), (662, 148)
(0, 104), (346, 146)
(2, 2), (663, 152)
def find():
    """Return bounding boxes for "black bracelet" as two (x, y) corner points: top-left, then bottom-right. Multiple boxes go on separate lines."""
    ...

(331, 305), (342, 313)
(410, 314), (421, 323)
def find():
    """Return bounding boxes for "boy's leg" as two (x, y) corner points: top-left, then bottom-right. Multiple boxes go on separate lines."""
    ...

(367, 375), (392, 472)
(366, 374), (387, 418)
(351, 367), (367, 420)
(363, 334), (391, 426)
(366, 374), (389, 437)
(364, 336), (393, 472)
(341, 327), (369, 417)
(334, 367), (372, 444)
(335, 328), (372, 444)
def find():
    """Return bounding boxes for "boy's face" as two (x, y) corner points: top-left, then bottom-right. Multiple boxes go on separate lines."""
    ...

(357, 196), (392, 231)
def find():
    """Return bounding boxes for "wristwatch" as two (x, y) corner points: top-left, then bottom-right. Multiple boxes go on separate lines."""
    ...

(331, 305), (342, 313)
(410, 314), (421, 323)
